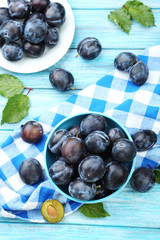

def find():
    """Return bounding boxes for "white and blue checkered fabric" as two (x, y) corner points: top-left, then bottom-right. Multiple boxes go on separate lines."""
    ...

(0, 45), (160, 222)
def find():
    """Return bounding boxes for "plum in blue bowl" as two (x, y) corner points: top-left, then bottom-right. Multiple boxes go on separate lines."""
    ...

(44, 112), (136, 204)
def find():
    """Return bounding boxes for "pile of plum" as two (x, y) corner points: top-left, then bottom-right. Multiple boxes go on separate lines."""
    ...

(47, 114), (137, 201)
(114, 52), (149, 86)
(19, 115), (157, 201)
(0, 0), (65, 61)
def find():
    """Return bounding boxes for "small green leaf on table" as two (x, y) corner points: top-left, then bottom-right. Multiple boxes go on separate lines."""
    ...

(0, 74), (24, 98)
(79, 203), (110, 218)
(108, 8), (132, 34)
(1, 94), (30, 125)
(154, 169), (160, 184)
(124, 0), (155, 27)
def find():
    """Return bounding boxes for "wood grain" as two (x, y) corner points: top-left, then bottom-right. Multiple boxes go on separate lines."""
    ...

(0, 184), (159, 229)
(69, 0), (159, 9)
(0, 223), (159, 240)
(0, 49), (142, 89)
(71, 10), (160, 49)
(0, 0), (159, 238)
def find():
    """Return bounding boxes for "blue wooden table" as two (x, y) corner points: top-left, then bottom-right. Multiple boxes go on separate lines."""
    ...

(0, 0), (160, 239)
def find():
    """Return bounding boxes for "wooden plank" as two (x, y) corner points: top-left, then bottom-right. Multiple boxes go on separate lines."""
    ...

(0, 49), (142, 89)
(0, 181), (159, 228)
(0, 10), (159, 54)
(68, 0), (160, 9)
(0, 223), (159, 240)
(0, 0), (159, 233)
(70, 9), (160, 49)
(64, 184), (160, 228)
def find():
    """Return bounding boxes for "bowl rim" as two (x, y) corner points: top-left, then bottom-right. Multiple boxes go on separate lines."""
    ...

(44, 111), (136, 204)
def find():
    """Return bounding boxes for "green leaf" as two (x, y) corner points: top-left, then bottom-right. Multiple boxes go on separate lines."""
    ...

(108, 8), (132, 34)
(1, 94), (30, 125)
(154, 169), (160, 184)
(0, 74), (24, 98)
(79, 203), (110, 218)
(124, 0), (155, 27)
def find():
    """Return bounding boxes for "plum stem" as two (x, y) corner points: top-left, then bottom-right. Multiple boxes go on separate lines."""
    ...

(69, 86), (75, 91)
(94, 185), (101, 189)
(75, 54), (80, 58)
(24, 87), (33, 95)
(123, 5), (129, 9)
(147, 163), (155, 170)
(76, 130), (79, 138)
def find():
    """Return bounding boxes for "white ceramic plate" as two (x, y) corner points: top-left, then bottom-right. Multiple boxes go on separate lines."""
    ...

(0, 0), (75, 73)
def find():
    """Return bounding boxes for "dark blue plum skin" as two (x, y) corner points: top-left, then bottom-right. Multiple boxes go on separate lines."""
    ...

(80, 114), (107, 137)
(107, 127), (125, 146)
(77, 37), (102, 60)
(61, 137), (86, 165)
(49, 68), (74, 91)
(85, 130), (110, 154)
(55, 156), (66, 161)
(24, 12), (45, 25)
(78, 155), (105, 182)
(103, 154), (115, 167)
(0, 20), (23, 42)
(24, 19), (47, 44)
(68, 178), (96, 201)
(129, 61), (149, 86)
(44, 27), (59, 48)
(8, 0), (25, 4)
(2, 42), (23, 61)
(0, 8), (10, 26)
(114, 52), (137, 72)
(95, 183), (113, 199)
(19, 158), (42, 185)
(48, 129), (72, 154)
(9, 1), (30, 19)
(49, 160), (74, 185)
(102, 161), (129, 190)
(130, 167), (155, 192)
(23, 40), (45, 58)
(112, 138), (137, 163)
(132, 130), (157, 151)
(0, 36), (5, 48)
(31, 0), (50, 13)
(44, 3), (65, 27)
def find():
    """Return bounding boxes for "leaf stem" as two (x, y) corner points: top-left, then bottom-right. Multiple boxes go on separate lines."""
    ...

(123, 5), (129, 10)
(147, 163), (155, 170)
(24, 87), (33, 95)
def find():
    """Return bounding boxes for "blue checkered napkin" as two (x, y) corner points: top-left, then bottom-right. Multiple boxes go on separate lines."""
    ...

(0, 45), (160, 222)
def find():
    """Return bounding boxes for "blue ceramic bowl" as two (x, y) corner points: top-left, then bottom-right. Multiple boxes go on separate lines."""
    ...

(44, 112), (136, 204)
